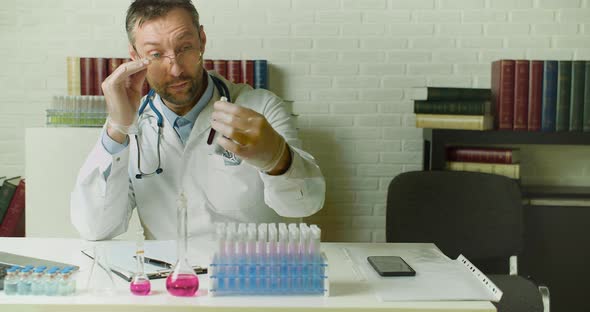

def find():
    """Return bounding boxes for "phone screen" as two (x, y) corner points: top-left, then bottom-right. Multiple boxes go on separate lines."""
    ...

(367, 256), (416, 276)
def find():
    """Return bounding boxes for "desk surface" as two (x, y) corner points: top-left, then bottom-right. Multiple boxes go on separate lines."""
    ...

(0, 238), (495, 312)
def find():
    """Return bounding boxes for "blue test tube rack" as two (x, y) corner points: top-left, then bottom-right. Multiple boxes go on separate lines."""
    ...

(208, 223), (329, 296)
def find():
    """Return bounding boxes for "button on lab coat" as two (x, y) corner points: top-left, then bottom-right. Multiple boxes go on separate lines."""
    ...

(70, 74), (325, 240)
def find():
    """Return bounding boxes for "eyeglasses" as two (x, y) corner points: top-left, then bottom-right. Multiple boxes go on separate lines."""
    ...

(143, 46), (202, 67)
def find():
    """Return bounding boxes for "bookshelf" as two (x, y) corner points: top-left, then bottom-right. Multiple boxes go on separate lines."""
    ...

(422, 128), (590, 311)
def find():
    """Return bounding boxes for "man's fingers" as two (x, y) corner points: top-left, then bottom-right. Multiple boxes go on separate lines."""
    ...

(211, 111), (250, 130)
(109, 59), (150, 85)
(210, 119), (249, 146)
(213, 100), (256, 117)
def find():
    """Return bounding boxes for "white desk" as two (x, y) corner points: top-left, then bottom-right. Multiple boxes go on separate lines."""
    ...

(0, 238), (495, 312)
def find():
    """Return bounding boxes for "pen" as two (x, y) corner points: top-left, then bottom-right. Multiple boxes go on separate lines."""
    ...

(134, 255), (172, 269)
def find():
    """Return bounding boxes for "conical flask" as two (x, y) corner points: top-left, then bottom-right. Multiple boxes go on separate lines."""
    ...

(130, 228), (151, 296)
(166, 191), (199, 296)
(86, 243), (116, 296)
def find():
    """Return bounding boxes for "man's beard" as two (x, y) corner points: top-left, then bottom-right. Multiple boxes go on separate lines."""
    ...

(150, 76), (199, 108)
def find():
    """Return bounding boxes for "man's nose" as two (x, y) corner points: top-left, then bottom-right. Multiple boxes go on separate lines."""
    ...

(168, 59), (183, 77)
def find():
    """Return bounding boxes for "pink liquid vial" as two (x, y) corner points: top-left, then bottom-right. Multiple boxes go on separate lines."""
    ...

(166, 273), (199, 297)
(130, 279), (151, 296)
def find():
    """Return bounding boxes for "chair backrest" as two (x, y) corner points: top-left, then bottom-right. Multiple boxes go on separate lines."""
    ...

(386, 170), (523, 267)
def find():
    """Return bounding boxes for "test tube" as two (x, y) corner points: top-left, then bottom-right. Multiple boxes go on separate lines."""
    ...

(44, 267), (60, 296)
(268, 223), (278, 290)
(17, 265), (34, 295)
(278, 223), (289, 290)
(225, 222), (236, 290)
(31, 266), (47, 295)
(257, 223), (268, 290)
(247, 223), (257, 272)
(310, 224), (322, 291)
(216, 223), (226, 262)
(3, 266), (21, 295)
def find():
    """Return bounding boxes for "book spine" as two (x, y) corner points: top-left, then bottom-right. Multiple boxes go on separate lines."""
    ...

(0, 180), (18, 223)
(513, 60), (530, 131)
(528, 60), (544, 131)
(556, 60), (572, 132)
(241, 60), (254, 87)
(213, 60), (228, 80)
(80, 57), (94, 96)
(107, 58), (123, 76)
(67, 56), (81, 96)
(584, 61), (590, 132)
(541, 60), (558, 132)
(446, 148), (515, 164)
(0, 179), (25, 237)
(413, 100), (490, 115)
(425, 88), (492, 101)
(227, 60), (242, 84)
(569, 60), (585, 132)
(94, 58), (108, 96)
(254, 60), (268, 89)
(446, 162), (520, 179)
(491, 60), (515, 130)
(415, 114), (492, 131)
(204, 59), (214, 71)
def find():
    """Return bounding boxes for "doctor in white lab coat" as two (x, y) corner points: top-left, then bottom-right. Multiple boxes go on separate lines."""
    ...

(70, 1), (325, 241)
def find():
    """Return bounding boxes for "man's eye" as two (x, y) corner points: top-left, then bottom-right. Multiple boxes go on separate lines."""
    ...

(150, 53), (162, 59)
(180, 45), (193, 52)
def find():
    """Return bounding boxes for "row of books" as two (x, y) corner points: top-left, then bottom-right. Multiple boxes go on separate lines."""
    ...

(66, 57), (269, 97)
(493, 59), (590, 132)
(445, 147), (520, 180)
(0, 176), (26, 237)
(413, 87), (494, 130)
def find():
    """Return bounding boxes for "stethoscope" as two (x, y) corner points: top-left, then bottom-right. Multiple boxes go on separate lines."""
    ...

(134, 74), (231, 179)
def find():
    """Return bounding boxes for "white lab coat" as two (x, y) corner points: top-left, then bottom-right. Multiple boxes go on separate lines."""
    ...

(70, 74), (325, 240)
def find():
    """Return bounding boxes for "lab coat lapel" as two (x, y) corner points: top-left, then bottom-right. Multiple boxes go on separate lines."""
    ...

(152, 96), (184, 153)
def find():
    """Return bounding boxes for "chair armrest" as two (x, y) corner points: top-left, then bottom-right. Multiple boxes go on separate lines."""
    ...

(538, 284), (550, 312)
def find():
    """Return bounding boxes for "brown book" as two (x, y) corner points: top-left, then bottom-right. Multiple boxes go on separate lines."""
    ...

(66, 56), (81, 96)
(80, 57), (94, 96)
(513, 60), (530, 131)
(446, 147), (519, 164)
(0, 179), (25, 237)
(0, 177), (20, 224)
(94, 58), (108, 96)
(204, 59), (214, 71)
(213, 60), (228, 79)
(227, 60), (242, 84)
(491, 60), (516, 130)
(241, 60), (254, 87)
(528, 60), (544, 131)
(107, 58), (123, 76)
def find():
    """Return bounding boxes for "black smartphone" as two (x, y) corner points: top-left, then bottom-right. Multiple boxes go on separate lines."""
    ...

(367, 256), (416, 277)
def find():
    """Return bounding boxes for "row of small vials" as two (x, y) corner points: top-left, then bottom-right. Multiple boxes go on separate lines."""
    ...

(50, 95), (106, 112)
(214, 223), (322, 264)
(3, 265), (77, 296)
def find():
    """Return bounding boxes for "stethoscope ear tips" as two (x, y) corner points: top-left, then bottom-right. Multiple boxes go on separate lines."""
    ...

(135, 174), (143, 179)
(156, 168), (163, 174)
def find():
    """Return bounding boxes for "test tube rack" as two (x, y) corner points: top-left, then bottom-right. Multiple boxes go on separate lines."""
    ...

(208, 223), (329, 296)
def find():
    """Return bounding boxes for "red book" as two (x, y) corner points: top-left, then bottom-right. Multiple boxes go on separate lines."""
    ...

(107, 58), (123, 76)
(446, 147), (519, 164)
(513, 60), (530, 131)
(213, 60), (228, 79)
(0, 179), (25, 237)
(528, 60), (544, 131)
(80, 57), (94, 96)
(227, 60), (242, 83)
(94, 58), (108, 96)
(491, 60), (516, 130)
(241, 60), (254, 87)
(204, 59), (214, 71)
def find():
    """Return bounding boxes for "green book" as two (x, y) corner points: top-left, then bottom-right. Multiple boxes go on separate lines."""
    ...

(0, 176), (21, 224)
(556, 61), (572, 132)
(414, 100), (491, 115)
(570, 61), (585, 132)
(412, 87), (491, 101)
(584, 62), (590, 132)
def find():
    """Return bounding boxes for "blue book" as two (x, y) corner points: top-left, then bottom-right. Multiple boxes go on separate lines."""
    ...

(584, 61), (590, 132)
(541, 61), (558, 132)
(253, 60), (268, 90)
(556, 61), (572, 132)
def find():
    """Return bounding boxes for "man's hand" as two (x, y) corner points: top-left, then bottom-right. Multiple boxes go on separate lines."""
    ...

(101, 59), (150, 143)
(211, 100), (292, 175)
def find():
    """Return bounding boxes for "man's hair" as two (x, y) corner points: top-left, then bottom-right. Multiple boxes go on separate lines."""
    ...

(126, 0), (200, 46)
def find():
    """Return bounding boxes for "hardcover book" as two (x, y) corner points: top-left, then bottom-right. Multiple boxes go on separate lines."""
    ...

(446, 162), (520, 179)
(415, 114), (493, 131)
(491, 60), (516, 130)
(0, 179), (25, 237)
(414, 100), (491, 115)
(570, 61), (585, 132)
(446, 147), (519, 164)
(541, 61), (558, 132)
(513, 60), (530, 131)
(556, 61), (572, 132)
(528, 60), (544, 131)
(412, 87), (491, 101)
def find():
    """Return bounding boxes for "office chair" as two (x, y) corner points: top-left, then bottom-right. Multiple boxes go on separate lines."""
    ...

(386, 170), (550, 312)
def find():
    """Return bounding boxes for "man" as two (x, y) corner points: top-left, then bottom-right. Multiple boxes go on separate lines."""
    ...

(71, 0), (325, 240)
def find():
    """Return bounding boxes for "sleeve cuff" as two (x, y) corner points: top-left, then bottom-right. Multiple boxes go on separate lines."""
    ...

(101, 128), (129, 155)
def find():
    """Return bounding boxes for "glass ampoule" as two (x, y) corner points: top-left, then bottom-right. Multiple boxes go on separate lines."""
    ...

(166, 191), (199, 297)
(30, 266), (47, 295)
(130, 228), (151, 296)
(3, 266), (20, 295)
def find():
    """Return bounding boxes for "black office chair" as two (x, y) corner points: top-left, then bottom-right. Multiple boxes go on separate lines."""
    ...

(386, 170), (549, 312)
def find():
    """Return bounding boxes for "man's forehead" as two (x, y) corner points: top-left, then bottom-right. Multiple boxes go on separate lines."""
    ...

(133, 8), (197, 40)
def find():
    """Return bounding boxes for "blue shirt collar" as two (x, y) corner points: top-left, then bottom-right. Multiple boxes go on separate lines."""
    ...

(156, 74), (214, 127)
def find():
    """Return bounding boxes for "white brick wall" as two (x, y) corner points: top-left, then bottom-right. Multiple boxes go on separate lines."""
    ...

(2, 0), (590, 242)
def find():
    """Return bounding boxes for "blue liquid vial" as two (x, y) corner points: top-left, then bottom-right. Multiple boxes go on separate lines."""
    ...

(3, 266), (21, 296)
(31, 266), (47, 295)
(44, 267), (60, 296)
(58, 267), (76, 296)
(17, 265), (34, 295)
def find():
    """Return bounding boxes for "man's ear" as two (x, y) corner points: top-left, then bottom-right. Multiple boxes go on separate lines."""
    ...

(128, 44), (138, 61)
(199, 25), (207, 54)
